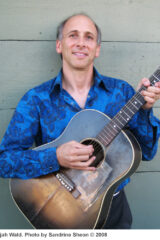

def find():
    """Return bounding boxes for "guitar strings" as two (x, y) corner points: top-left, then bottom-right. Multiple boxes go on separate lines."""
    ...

(88, 87), (145, 150)
(86, 69), (160, 160)
(89, 88), (147, 154)
(87, 74), (160, 157)
(91, 91), (145, 150)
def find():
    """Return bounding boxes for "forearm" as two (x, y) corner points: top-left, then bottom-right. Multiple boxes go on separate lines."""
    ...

(0, 147), (59, 179)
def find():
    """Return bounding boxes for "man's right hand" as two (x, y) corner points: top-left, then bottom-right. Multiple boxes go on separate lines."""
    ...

(56, 141), (96, 171)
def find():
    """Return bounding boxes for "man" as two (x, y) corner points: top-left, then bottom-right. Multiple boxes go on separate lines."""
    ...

(0, 13), (160, 229)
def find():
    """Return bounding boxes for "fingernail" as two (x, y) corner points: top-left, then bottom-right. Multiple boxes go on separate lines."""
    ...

(144, 80), (149, 85)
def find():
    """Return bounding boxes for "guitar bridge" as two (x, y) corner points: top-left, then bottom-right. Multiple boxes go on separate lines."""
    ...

(56, 172), (81, 199)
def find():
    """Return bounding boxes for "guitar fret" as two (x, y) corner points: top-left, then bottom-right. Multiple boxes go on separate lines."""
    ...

(98, 120), (122, 145)
(114, 116), (126, 126)
(97, 134), (107, 145)
(103, 125), (118, 136)
(96, 67), (160, 147)
(101, 127), (115, 140)
(152, 74), (159, 82)
(107, 124), (119, 136)
(99, 132), (110, 142)
(130, 100), (139, 110)
(120, 110), (130, 120)
(111, 122), (121, 131)
(135, 92), (145, 105)
(133, 97), (142, 106)
(132, 103), (138, 110)
(101, 124), (118, 140)
(125, 104), (136, 115)
(102, 127), (115, 139)
(124, 105), (134, 115)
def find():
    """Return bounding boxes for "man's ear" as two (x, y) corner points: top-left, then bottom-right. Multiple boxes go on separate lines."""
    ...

(95, 44), (101, 58)
(56, 40), (62, 54)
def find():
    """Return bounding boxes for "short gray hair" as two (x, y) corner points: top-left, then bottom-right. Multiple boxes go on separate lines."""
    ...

(56, 13), (102, 45)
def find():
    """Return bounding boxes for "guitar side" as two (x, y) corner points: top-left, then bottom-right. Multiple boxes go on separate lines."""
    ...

(10, 109), (142, 229)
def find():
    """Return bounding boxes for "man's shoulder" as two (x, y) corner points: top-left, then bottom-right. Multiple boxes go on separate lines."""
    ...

(24, 77), (56, 98)
(32, 77), (56, 94)
(100, 73), (133, 91)
(18, 77), (57, 106)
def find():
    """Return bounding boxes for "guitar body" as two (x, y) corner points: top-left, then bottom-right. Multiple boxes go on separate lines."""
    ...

(10, 109), (142, 229)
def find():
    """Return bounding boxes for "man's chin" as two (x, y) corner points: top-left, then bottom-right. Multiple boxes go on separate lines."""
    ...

(71, 61), (93, 71)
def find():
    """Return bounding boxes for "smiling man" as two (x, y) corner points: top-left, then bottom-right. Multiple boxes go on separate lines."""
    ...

(56, 14), (101, 110)
(0, 13), (160, 229)
(56, 15), (100, 70)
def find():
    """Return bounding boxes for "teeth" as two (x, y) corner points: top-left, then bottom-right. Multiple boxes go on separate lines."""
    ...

(74, 53), (86, 56)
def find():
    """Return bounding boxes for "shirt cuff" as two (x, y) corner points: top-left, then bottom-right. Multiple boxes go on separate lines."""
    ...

(37, 147), (60, 176)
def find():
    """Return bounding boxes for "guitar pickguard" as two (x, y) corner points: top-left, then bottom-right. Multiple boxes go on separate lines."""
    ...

(64, 160), (112, 211)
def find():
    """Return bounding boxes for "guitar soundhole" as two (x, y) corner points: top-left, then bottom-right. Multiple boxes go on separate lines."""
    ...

(81, 138), (105, 168)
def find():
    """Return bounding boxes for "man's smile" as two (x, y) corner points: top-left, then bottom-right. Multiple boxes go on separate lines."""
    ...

(72, 51), (88, 58)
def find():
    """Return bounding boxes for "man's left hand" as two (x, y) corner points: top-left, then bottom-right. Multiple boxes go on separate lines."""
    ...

(137, 78), (160, 109)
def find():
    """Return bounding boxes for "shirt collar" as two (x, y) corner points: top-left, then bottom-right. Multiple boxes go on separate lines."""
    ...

(50, 67), (112, 94)
(93, 67), (112, 92)
(49, 69), (63, 94)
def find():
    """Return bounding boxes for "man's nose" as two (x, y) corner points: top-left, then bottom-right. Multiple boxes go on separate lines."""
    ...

(76, 36), (86, 47)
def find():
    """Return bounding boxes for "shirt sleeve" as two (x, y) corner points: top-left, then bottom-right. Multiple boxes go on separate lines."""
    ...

(124, 83), (160, 160)
(129, 108), (160, 160)
(0, 90), (60, 179)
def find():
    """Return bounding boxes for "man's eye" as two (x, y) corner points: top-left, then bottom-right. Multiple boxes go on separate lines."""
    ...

(87, 35), (93, 40)
(69, 34), (77, 38)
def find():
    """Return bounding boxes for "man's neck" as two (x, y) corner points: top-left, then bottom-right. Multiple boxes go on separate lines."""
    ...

(61, 64), (94, 109)
(62, 65), (94, 93)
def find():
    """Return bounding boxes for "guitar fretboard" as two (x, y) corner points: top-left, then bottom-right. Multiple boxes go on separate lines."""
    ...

(97, 67), (160, 147)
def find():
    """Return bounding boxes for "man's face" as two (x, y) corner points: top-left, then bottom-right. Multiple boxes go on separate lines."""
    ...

(56, 15), (101, 70)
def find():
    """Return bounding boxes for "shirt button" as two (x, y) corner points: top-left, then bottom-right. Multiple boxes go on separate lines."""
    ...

(49, 166), (53, 170)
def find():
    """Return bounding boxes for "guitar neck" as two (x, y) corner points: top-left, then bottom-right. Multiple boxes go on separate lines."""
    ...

(97, 67), (160, 147)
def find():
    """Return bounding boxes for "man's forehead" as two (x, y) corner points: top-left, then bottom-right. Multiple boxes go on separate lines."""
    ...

(62, 15), (97, 34)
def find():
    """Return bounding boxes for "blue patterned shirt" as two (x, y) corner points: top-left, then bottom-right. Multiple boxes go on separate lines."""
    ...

(0, 68), (160, 191)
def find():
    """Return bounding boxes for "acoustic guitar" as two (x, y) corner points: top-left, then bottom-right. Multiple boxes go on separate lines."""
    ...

(10, 67), (160, 229)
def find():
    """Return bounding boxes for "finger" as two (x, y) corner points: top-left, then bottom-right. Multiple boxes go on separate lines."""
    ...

(71, 154), (92, 162)
(141, 90), (156, 98)
(142, 78), (150, 87)
(145, 86), (160, 94)
(137, 78), (150, 91)
(155, 82), (160, 88)
(69, 154), (90, 162)
(71, 141), (93, 149)
(69, 147), (94, 159)
(74, 147), (94, 156)
(71, 156), (96, 168)
(141, 88), (160, 102)
(143, 96), (155, 105)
